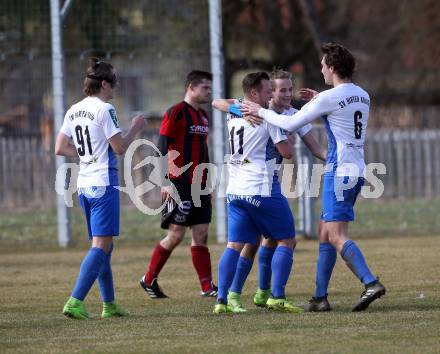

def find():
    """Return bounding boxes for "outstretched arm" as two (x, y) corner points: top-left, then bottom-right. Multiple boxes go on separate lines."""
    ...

(241, 95), (330, 132)
(212, 98), (243, 117)
(212, 98), (235, 113)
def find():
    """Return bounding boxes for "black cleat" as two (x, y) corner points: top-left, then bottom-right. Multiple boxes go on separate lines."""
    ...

(352, 280), (386, 312)
(304, 296), (332, 312)
(140, 276), (168, 299)
(201, 283), (218, 297)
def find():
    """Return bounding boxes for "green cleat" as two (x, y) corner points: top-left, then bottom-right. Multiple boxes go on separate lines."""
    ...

(63, 297), (89, 320)
(101, 302), (130, 318)
(213, 303), (233, 314)
(253, 288), (271, 307)
(227, 291), (247, 313)
(266, 297), (304, 314)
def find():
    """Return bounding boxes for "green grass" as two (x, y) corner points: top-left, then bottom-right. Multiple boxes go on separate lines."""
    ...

(353, 197), (440, 237)
(0, 206), (164, 251)
(1, 235), (439, 353)
(1, 198), (440, 250)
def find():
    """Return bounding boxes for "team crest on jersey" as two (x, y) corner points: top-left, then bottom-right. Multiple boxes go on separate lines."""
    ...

(109, 109), (119, 128)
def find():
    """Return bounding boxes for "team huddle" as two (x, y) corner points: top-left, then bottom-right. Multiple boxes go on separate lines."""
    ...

(55, 43), (386, 319)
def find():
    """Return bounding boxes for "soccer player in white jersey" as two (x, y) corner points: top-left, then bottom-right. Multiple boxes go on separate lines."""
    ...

(250, 69), (327, 309)
(242, 43), (386, 312)
(214, 70), (327, 312)
(55, 58), (145, 319)
(212, 72), (303, 314)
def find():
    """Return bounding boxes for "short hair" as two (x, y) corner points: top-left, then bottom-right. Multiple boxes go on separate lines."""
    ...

(322, 43), (356, 79)
(242, 71), (270, 94)
(83, 57), (117, 95)
(185, 70), (213, 89)
(270, 68), (292, 81)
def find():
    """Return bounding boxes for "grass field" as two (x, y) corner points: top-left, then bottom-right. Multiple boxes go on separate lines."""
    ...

(1, 234), (439, 353)
(1, 197), (440, 250)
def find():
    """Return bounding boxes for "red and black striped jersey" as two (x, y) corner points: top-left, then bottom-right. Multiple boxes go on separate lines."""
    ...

(159, 101), (210, 184)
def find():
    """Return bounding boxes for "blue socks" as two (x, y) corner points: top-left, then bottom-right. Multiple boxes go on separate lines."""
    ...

(230, 256), (253, 294)
(217, 247), (240, 303)
(258, 246), (275, 290)
(271, 246), (293, 298)
(341, 240), (376, 285)
(315, 242), (337, 298)
(72, 247), (107, 301)
(98, 244), (115, 303)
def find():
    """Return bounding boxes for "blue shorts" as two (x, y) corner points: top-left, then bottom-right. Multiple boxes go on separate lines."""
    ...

(78, 186), (120, 238)
(227, 194), (295, 244)
(321, 175), (364, 222)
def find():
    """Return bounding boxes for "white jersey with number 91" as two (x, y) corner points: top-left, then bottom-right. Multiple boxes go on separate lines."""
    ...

(60, 96), (122, 187)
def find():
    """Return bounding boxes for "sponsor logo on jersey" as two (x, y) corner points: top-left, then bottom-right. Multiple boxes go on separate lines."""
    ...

(229, 157), (251, 165)
(230, 158), (242, 165)
(109, 109), (119, 128)
(346, 143), (364, 148)
(189, 125), (209, 135)
(80, 156), (99, 166)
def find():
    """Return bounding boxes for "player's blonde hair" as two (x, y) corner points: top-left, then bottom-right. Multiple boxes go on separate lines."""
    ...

(270, 68), (292, 81)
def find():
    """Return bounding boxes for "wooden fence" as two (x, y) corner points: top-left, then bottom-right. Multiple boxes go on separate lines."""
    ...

(0, 135), (55, 209)
(1, 128), (440, 209)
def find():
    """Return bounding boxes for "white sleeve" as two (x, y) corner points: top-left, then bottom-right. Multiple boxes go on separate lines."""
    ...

(59, 114), (72, 137)
(296, 123), (312, 138)
(267, 122), (288, 144)
(101, 105), (122, 140)
(258, 93), (331, 132)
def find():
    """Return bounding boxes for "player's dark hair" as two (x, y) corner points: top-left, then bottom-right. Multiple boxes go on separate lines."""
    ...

(83, 57), (117, 95)
(322, 43), (356, 79)
(185, 70), (213, 89)
(242, 71), (270, 94)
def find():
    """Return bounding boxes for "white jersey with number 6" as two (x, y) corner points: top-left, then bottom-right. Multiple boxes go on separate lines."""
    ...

(259, 83), (370, 176)
(60, 96), (122, 187)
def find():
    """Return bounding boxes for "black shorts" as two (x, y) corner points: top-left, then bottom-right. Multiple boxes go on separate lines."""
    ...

(160, 181), (212, 229)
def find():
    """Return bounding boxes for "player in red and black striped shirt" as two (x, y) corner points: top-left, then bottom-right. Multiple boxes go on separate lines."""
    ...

(140, 71), (218, 298)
